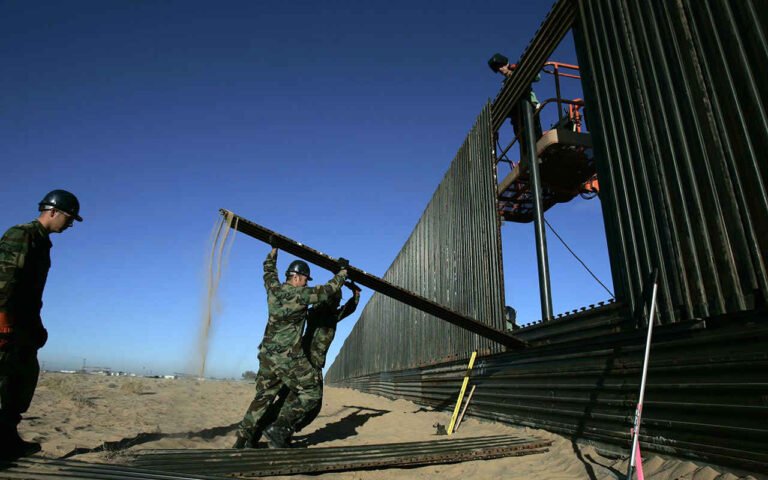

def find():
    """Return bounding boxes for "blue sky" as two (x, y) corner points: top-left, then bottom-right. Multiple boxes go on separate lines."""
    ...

(2, 1), (612, 378)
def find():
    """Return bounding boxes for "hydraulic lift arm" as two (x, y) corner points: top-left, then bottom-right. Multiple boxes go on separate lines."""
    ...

(220, 209), (527, 350)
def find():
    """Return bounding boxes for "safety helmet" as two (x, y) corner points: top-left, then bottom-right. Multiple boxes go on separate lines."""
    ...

(38, 189), (83, 222)
(488, 53), (509, 73)
(286, 260), (312, 281)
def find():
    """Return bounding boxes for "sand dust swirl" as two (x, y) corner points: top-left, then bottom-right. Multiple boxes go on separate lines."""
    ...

(197, 212), (238, 377)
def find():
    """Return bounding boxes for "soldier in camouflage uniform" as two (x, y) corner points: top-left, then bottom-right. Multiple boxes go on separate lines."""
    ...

(293, 281), (360, 430)
(234, 246), (348, 449)
(0, 190), (82, 460)
(249, 281), (361, 442)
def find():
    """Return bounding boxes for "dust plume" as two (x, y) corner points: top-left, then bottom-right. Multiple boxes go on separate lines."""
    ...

(197, 212), (238, 378)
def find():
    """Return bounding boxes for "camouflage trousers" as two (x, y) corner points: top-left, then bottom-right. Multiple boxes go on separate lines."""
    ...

(258, 375), (323, 436)
(238, 351), (321, 440)
(0, 349), (40, 429)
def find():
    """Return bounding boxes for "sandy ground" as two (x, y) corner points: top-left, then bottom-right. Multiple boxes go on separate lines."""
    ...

(16, 372), (763, 480)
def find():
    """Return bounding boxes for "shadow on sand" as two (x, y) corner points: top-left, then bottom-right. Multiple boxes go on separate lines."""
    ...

(56, 404), (389, 459)
(58, 422), (240, 459)
(293, 405), (389, 447)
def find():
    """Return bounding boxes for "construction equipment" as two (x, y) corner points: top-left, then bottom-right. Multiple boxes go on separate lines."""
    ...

(496, 62), (597, 223)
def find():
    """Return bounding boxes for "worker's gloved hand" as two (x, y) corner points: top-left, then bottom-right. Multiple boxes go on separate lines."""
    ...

(344, 281), (361, 293)
(268, 234), (277, 247)
(337, 257), (350, 270)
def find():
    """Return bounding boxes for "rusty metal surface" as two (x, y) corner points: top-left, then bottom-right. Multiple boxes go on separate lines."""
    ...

(221, 207), (524, 349)
(131, 435), (551, 477)
(0, 456), (225, 480)
(1, 438), (551, 479)
(573, 0), (768, 324)
(327, 103), (513, 380)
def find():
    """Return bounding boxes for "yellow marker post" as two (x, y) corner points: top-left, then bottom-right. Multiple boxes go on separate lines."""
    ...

(455, 384), (477, 432)
(447, 350), (477, 436)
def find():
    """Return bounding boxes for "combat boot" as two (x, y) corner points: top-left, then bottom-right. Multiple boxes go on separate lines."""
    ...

(232, 435), (252, 449)
(0, 425), (41, 460)
(232, 428), (265, 449)
(263, 424), (292, 449)
(232, 430), (256, 449)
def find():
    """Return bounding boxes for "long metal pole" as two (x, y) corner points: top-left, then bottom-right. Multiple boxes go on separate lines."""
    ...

(521, 98), (553, 321)
(220, 209), (527, 349)
(627, 271), (659, 480)
(554, 65), (563, 123)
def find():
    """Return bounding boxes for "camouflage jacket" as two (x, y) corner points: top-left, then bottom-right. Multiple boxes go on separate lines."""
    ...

(0, 220), (51, 349)
(260, 250), (346, 358)
(302, 295), (359, 369)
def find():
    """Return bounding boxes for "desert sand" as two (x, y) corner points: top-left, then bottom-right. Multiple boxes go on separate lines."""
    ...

(15, 372), (763, 480)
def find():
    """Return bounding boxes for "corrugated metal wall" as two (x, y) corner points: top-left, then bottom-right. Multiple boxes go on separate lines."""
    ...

(573, 0), (768, 324)
(326, 104), (505, 381)
(329, 311), (768, 472)
(326, 0), (768, 470)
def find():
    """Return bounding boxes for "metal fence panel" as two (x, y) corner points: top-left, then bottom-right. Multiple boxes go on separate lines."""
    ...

(572, 0), (768, 324)
(330, 311), (768, 472)
(327, 103), (505, 381)
(326, 0), (768, 472)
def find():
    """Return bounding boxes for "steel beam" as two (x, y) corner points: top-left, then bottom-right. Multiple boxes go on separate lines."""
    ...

(491, 0), (576, 131)
(521, 99), (553, 321)
(132, 435), (551, 476)
(220, 209), (527, 349)
(1, 456), (223, 480)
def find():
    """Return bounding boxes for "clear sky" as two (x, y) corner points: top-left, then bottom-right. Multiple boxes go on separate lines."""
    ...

(2, 1), (612, 378)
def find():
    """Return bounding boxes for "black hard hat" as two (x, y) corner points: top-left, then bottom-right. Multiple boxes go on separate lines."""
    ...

(39, 189), (83, 222)
(488, 53), (509, 73)
(286, 260), (312, 281)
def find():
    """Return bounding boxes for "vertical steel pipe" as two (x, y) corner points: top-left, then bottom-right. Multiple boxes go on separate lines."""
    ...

(522, 98), (554, 321)
(554, 64), (563, 122)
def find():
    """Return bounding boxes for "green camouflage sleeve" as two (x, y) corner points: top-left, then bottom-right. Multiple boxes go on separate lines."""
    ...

(263, 249), (280, 291)
(295, 269), (347, 306)
(0, 226), (31, 312)
(336, 295), (359, 322)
